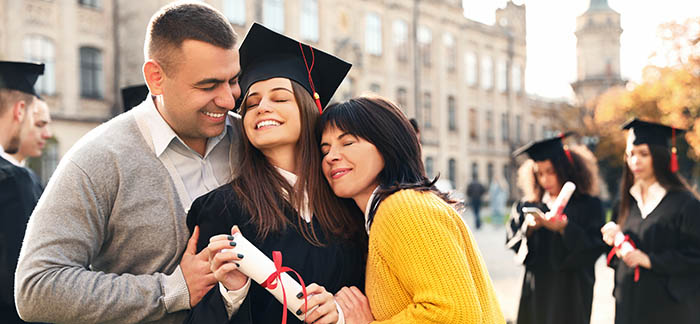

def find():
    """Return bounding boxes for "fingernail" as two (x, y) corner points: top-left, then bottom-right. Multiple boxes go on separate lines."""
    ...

(235, 263), (240, 267)
(296, 309), (302, 316)
(296, 292), (304, 299)
(229, 241), (237, 247)
(227, 235), (235, 240)
(237, 253), (244, 259)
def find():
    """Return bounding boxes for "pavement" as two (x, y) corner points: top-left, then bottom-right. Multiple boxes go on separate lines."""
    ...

(462, 207), (616, 324)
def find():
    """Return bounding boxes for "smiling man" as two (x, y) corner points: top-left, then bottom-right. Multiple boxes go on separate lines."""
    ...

(15, 2), (243, 323)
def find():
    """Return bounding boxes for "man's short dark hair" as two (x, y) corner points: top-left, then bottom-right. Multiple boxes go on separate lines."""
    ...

(144, 2), (238, 75)
(0, 89), (35, 115)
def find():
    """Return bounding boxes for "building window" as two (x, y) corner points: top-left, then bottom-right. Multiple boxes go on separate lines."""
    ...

(300, 0), (319, 42)
(487, 162), (494, 184)
(369, 83), (381, 94)
(223, 0), (246, 25)
(426, 157), (434, 179)
(481, 55), (493, 90)
(365, 13), (382, 56)
(423, 92), (432, 129)
(393, 19), (409, 62)
(497, 59), (507, 93)
(501, 113), (509, 143)
(23, 35), (55, 95)
(469, 108), (478, 141)
(471, 162), (479, 182)
(396, 87), (408, 111)
(512, 62), (522, 93)
(78, 0), (100, 9)
(486, 111), (494, 143)
(443, 33), (456, 72)
(418, 26), (432, 67)
(80, 47), (103, 99)
(464, 52), (477, 86)
(448, 159), (457, 188)
(447, 96), (457, 131)
(516, 115), (522, 144)
(263, 0), (285, 33)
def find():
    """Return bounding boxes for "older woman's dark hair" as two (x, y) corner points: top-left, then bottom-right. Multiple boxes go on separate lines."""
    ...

(319, 96), (453, 227)
(516, 144), (600, 202)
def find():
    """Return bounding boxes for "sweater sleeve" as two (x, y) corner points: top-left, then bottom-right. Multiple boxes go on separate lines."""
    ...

(14, 160), (189, 324)
(371, 191), (502, 324)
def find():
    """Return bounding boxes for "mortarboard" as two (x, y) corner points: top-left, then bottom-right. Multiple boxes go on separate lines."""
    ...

(513, 132), (575, 164)
(121, 84), (149, 112)
(621, 118), (685, 172)
(0, 61), (45, 98)
(237, 23), (351, 114)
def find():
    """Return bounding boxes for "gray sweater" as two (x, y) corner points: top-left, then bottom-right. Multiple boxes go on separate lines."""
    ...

(14, 106), (221, 323)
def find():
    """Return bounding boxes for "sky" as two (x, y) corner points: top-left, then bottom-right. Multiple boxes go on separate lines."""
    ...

(462, 0), (700, 100)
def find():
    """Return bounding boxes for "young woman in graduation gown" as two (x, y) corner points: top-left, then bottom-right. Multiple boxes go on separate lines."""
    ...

(506, 134), (606, 324)
(601, 119), (700, 324)
(185, 23), (367, 324)
(319, 97), (505, 324)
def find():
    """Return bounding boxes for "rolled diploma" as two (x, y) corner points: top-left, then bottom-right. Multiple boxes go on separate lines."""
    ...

(613, 231), (635, 256)
(224, 232), (307, 321)
(546, 181), (576, 220)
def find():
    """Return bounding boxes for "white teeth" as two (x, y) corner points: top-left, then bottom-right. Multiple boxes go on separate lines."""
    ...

(256, 120), (281, 129)
(204, 111), (224, 118)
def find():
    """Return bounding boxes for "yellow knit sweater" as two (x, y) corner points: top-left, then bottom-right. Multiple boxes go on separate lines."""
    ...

(365, 189), (505, 323)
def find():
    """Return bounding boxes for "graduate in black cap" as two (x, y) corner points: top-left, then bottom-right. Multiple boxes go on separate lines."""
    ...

(0, 61), (44, 323)
(601, 118), (700, 324)
(506, 133), (606, 324)
(185, 23), (366, 324)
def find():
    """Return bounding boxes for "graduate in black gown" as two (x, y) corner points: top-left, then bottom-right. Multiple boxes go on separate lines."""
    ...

(506, 134), (606, 324)
(601, 119), (700, 324)
(0, 61), (44, 324)
(185, 23), (366, 324)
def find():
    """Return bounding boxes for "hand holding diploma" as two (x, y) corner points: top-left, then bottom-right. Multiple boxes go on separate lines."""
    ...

(207, 226), (249, 291)
(602, 222), (644, 281)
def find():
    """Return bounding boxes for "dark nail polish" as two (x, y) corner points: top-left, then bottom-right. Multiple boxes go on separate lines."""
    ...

(227, 235), (235, 240)
(235, 263), (240, 267)
(229, 241), (237, 247)
(296, 292), (304, 299)
(237, 253), (244, 259)
(296, 309), (302, 316)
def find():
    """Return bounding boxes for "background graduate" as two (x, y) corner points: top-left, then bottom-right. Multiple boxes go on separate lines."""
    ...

(506, 134), (606, 324)
(185, 23), (366, 324)
(601, 119), (700, 324)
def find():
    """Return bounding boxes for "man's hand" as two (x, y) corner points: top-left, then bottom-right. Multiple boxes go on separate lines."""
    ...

(180, 226), (217, 308)
(335, 286), (373, 324)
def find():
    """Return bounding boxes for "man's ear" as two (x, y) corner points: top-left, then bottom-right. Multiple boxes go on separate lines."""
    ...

(144, 60), (165, 96)
(12, 99), (26, 124)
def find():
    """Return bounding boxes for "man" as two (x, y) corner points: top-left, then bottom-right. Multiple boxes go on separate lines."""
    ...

(467, 177), (486, 229)
(15, 3), (242, 323)
(0, 60), (44, 324)
(3, 98), (52, 195)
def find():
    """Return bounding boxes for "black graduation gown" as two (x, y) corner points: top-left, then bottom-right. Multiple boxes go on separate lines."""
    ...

(609, 190), (700, 324)
(0, 156), (40, 323)
(185, 184), (366, 324)
(506, 194), (606, 324)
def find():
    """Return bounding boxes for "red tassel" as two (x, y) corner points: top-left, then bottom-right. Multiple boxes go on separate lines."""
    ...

(670, 147), (679, 173)
(313, 92), (322, 115)
(563, 145), (574, 165)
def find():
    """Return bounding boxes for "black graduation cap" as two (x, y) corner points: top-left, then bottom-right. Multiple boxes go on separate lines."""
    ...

(513, 132), (575, 162)
(0, 61), (45, 98)
(621, 118), (684, 147)
(238, 23), (351, 114)
(121, 84), (149, 112)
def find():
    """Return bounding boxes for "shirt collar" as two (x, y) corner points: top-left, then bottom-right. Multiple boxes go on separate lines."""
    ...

(141, 96), (231, 157)
(364, 186), (380, 234)
(0, 147), (23, 166)
(275, 167), (312, 223)
(629, 181), (667, 219)
(542, 192), (554, 210)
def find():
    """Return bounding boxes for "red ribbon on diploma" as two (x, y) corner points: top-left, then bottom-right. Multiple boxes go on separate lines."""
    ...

(606, 234), (640, 282)
(260, 251), (308, 324)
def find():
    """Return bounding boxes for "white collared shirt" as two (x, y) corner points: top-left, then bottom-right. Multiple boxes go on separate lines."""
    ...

(140, 97), (234, 207)
(276, 167), (312, 223)
(0, 145), (24, 166)
(629, 181), (667, 219)
(542, 192), (555, 210)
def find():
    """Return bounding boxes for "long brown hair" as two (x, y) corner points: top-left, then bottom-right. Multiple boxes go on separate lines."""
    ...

(616, 143), (699, 226)
(232, 80), (363, 245)
(516, 144), (600, 202)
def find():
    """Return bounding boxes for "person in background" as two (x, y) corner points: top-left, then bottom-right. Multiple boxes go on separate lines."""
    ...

(466, 177), (486, 229)
(489, 176), (508, 225)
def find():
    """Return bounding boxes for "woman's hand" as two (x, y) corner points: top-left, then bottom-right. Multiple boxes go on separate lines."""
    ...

(541, 213), (568, 234)
(335, 286), (374, 324)
(601, 223), (621, 247)
(297, 283), (339, 324)
(622, 249), (652, 269)
(207, 226), (248, 291)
